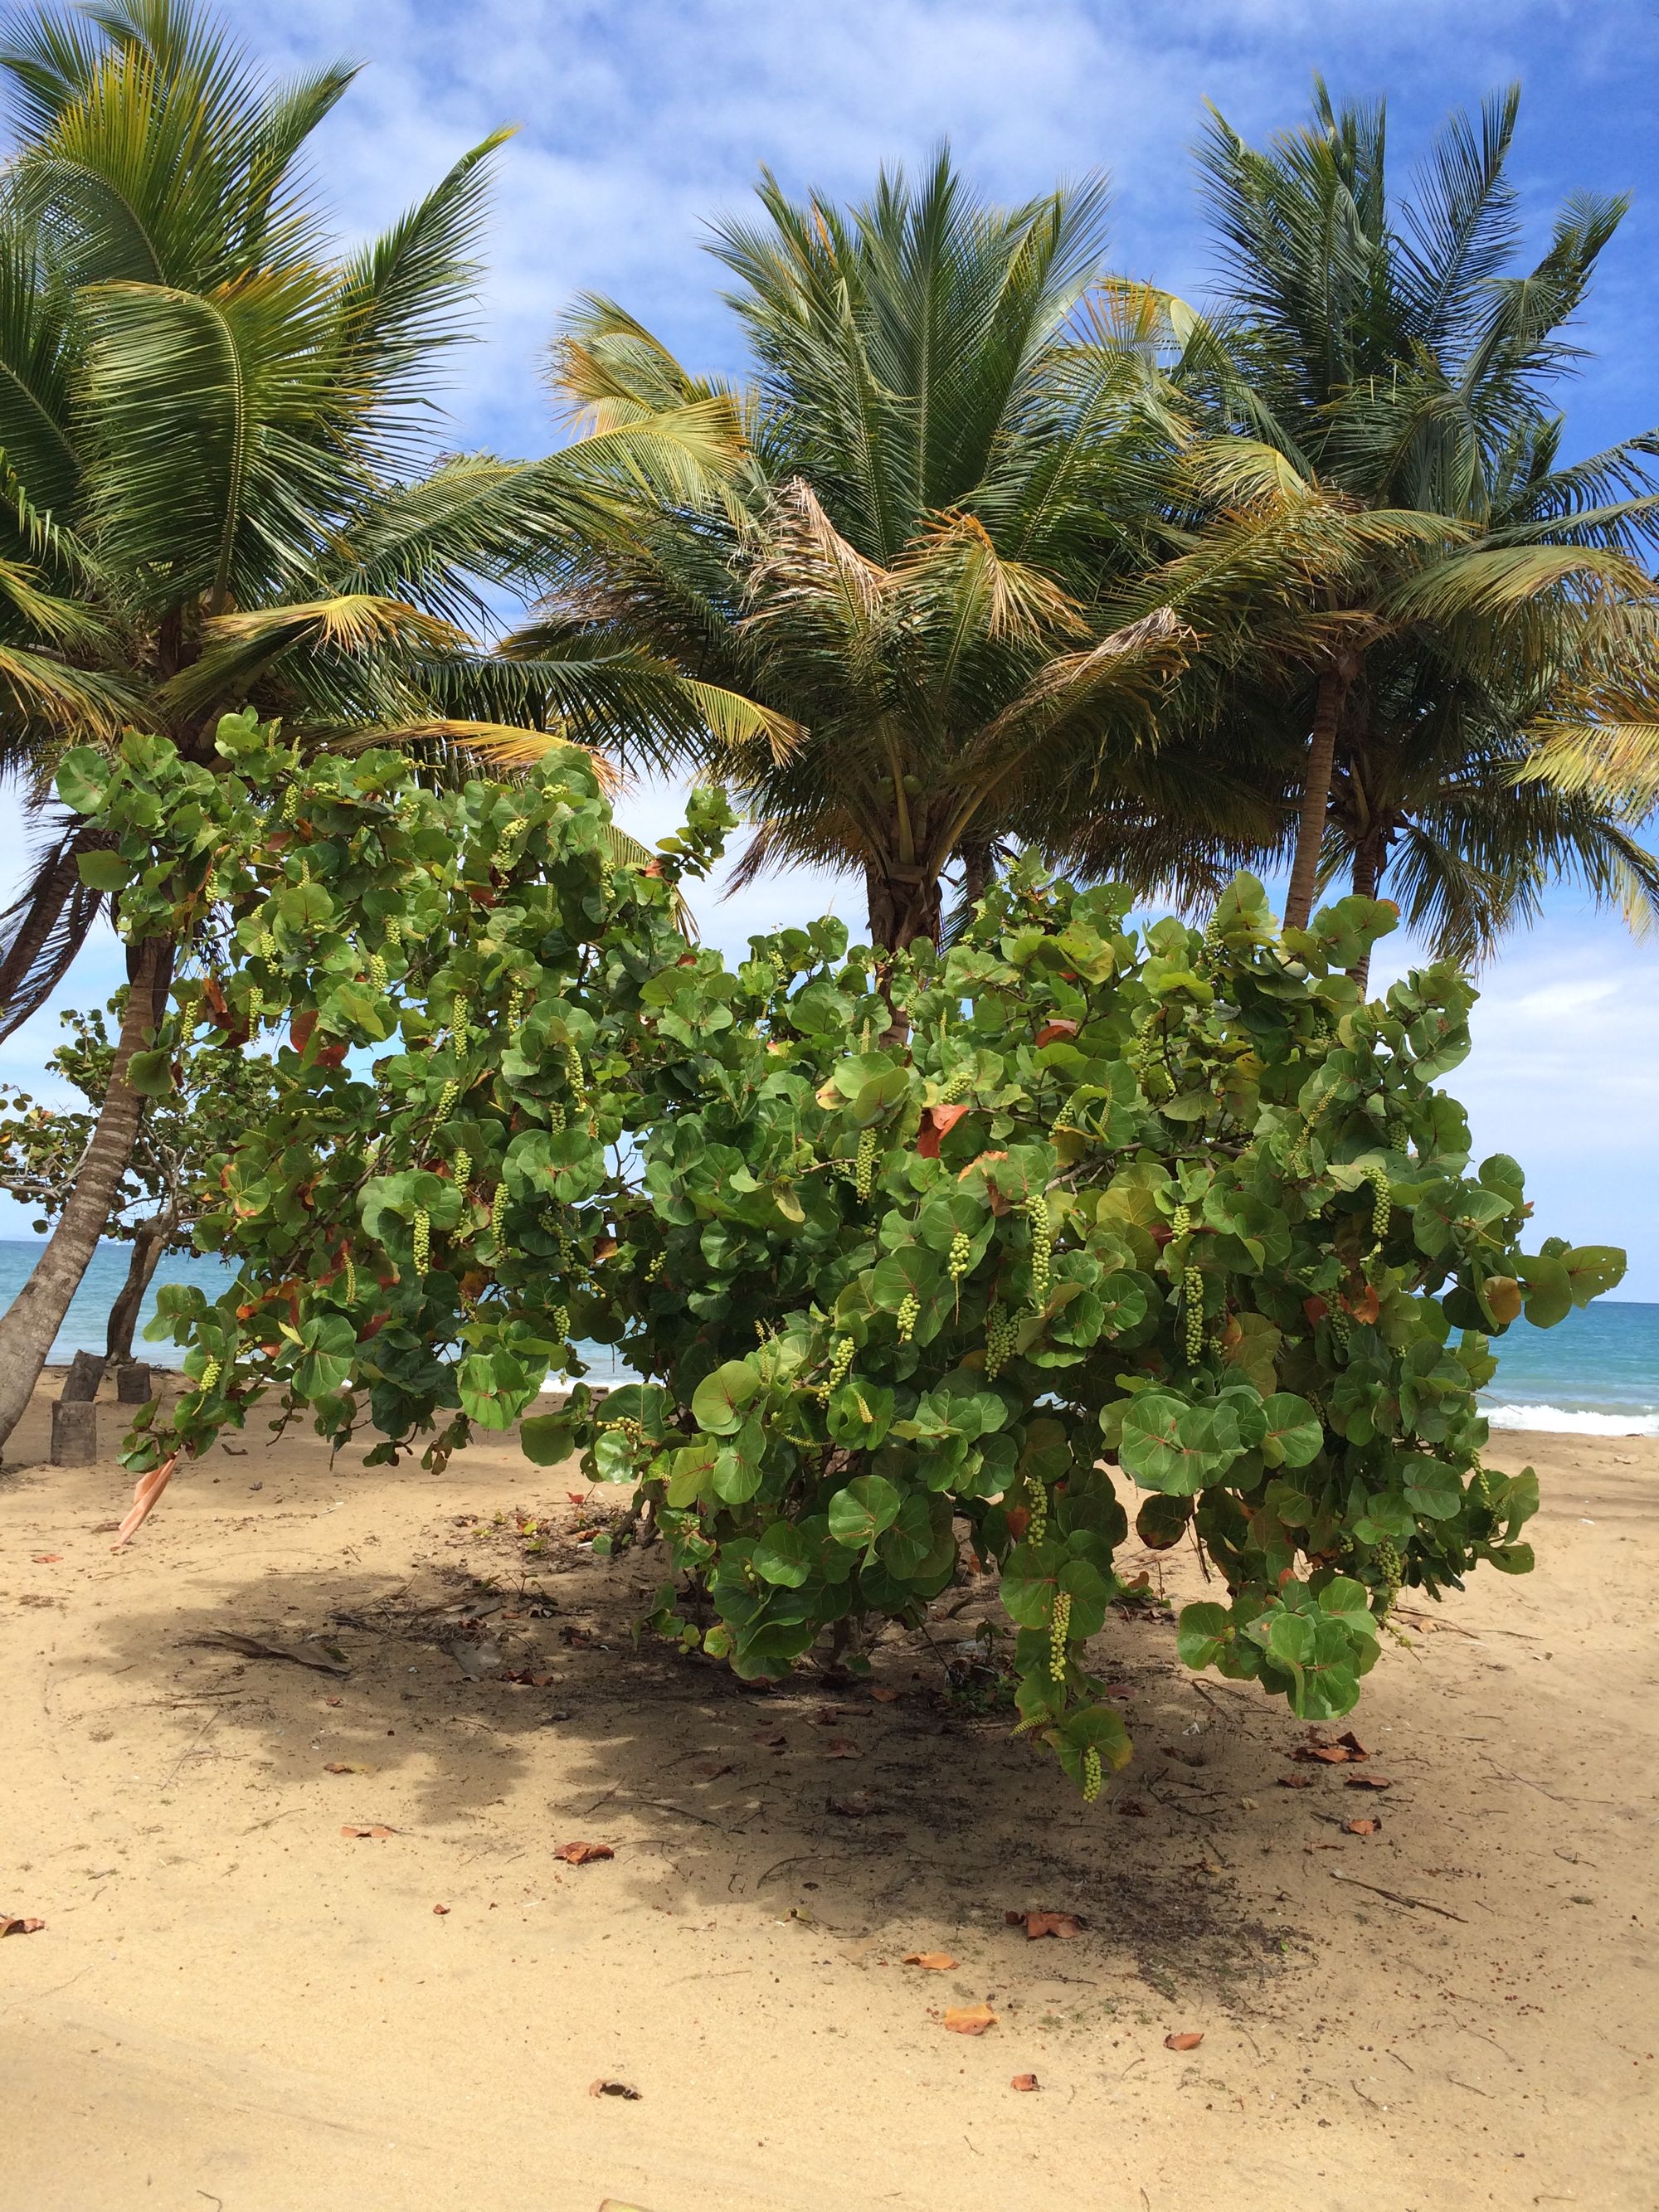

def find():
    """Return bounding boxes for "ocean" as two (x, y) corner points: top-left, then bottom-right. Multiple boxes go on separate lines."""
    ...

(2, 1241), (1654, 1437)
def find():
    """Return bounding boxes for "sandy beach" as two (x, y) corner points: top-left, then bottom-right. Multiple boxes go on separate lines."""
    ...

(1, 1374), (1653, 2212)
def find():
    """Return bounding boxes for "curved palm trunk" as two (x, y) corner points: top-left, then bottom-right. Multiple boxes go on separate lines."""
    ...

(0, 938), (167, 1460)
(1282, 664), (1352, 933)
(105, 1204), (176, 1366)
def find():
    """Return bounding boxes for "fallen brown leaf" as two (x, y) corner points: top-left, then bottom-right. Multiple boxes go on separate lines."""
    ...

(944, 2005), (998, 2035)
(587, 2078), (641, 2099)
(340, 1825), (393, 1840)
(902, 1952), (956, 1971)
(554, 1841), (614, 1864)
(1116, 1798), (1151, 1817)
(1277, 1774), (1316, 1789)
(1, 1914), (45, 1936)
(1165, 2030), (1204, 2051)
(1343, 1818), (1382, 1835)
(432, 1903), (450, 1915)
(31, 1553), (61, 1564)
(695, 1761), (732, 1781)
(1345, 1775), (1393, 1791)
(1010, 2072), (1040, 2092)
(868, 1687), (902, 1704)
(824, 1738), (859, 1759)
(1006, 1910), (1084, 1940)
(324, 1696), (343, 1708)
(755, 1731), (786, 1750)
(809, 1707), (852, 1726)
(1293, 1745), (1354, 1765)
(323, 1762), (371, 1775)
(1336, 1730), (1369, 1757)
(827, 1791), (883, 1818)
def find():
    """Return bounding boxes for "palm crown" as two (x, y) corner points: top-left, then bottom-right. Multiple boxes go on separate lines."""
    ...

(1167, 82), (1659, 957)
(0, 0), (773, 1032)
(506, 155), (1205, 947)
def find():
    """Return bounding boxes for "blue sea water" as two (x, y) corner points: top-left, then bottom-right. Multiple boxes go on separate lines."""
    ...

(3, 1241), (1654, 1434)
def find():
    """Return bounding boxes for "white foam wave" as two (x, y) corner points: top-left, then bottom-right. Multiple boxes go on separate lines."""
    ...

(1481, 1402), (1659, 1438)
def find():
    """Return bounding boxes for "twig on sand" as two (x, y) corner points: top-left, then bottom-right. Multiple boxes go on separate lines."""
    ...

(1327, 1868), (1466, 1921)
(179, 1631), (347, 1678)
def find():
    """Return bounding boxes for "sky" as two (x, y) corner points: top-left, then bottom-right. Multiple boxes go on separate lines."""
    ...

(1, 0), (1656, 1291)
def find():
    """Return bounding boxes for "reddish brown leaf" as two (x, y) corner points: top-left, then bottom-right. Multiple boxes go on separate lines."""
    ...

(824, 1738), (859, 1759)
(1292, 1744), (1354, 1765)
(554, 1841), (615, 1864)
(1034, 1018), (1079, 1048)
(1342, 1818), (1382, 1835)
(1336, 1731), (1370, 1757)
(340, 1825), (393, 1840)
(1277, 1774), (1316, 1790)
(31, 1553), (61, 1563)
(324, 1696), (343, 1708)
(567, 1491), (588, 1505)
(1, 1915), (45, 1936)
(587, 2078), (641, 2099)
(902, 1952), (956, 1971)
(1164, 2030), (1204, 2051)
(323, 1762), (371, 1775)
(289, 1009), (317, 1053)
(917, 1102), (971, 1158)
(1005, 1505), (1031, 1543)
(944, 2005), (997, 2036)
(868, 1687), (902, 1704)
(1345, 1283), (1381, 1325)
(1010, 2072), (1040, 2092)
(1302, 1293), (1330, 1326)
(1345, 1775), (1393, 1791)
(432, 1903), (450, 1915)
(1006, 1910), (1084, 1940)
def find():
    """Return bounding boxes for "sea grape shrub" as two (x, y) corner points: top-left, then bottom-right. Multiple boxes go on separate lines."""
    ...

(541, 863), (1619, 1786)
(60, 713), (730, 1467)
(71, 716), (1624, 1790)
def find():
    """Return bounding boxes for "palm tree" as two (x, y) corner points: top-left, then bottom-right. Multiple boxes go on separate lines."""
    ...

(492, 156), (1208, 949)
(1177, 82), (1659, 946)
(0, 0), (776, 1453)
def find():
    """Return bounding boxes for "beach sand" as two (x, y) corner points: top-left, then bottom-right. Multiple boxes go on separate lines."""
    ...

(1, 1374), (1653, 2212)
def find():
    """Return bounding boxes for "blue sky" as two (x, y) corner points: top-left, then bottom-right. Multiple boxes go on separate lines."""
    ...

(1, 0), (1656, 1290)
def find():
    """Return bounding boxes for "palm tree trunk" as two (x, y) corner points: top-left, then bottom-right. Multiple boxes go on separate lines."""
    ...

(1349, 824), (1390, 992)
(1282, 663), (1351, 933)
(864, 864), (942, 951)
(0, 938), (167, 1460)
(105, 1204), (175, 1366)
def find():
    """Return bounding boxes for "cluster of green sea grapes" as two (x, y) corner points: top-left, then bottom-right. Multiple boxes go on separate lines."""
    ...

(433, 1078), (460, 1123)
(1329, 1305), (1351, 1354)
(946, 1230), (972, 1281)
(984, 1302), (1018, 1381)
(256, 926), (275, 959)
(1289, 1091), (1327, 1176)
(246, 984), (264, 1029)
(383, 916), (401, 947)
(1024, 1194), (1052, 1305)
(1048, 1588), (1072, 1680)
(1081, 1747), (1102, 1802)
(895, 1291), (920, 1343)
(552, 1304), (569, 1339)
(853, 1128), (878, 1200)
(450, 995), (471, 1053)
(1365, 1162), (1392, 1251)
(548, 1101), (567, 1132)
(1130, 1014), (1172, 1099)
(1183, 1265), (1204, 1363)
(820, 1334), (855, 1400)
(342, 1257), (355, 1305)
(504, 985), (524, 1040)
(367, 951), (388, 990)
(938, 1064), (973, 1102)
(451, 1148), (471, 1190)
(564, 1043), (586, 1099)
(281, 785), (299, 821)
(1024, 1475), (1049, 1545)
(198, 1356), (222, 1393)
(645, 1252), (666, 1283)
(1170, 1202), (1191, 1240)
(411, 1207), (431, 1276)
(490, 1184), (508, 1243)
(1371, 1537), (1403, 1608)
